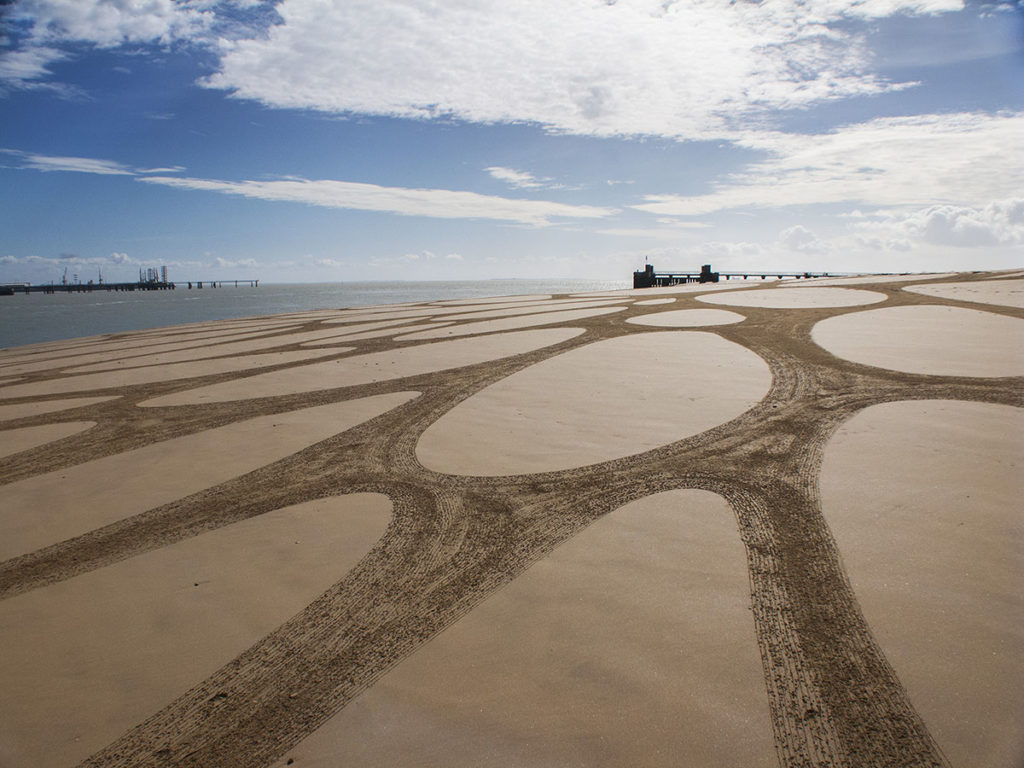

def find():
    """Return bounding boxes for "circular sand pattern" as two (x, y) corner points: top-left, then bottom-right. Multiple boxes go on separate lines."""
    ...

(0, 421), (96, 459)
(64, 326), (366, 374)
(697, 286), (886, 308)
(140, 328), (583, 407)
(902, 279), (1024, 309)
(626, 308), (744, 327)
(634, 297), (676, 306)
(417, 332), (770, 476)
(812, 305), (1024, 377)
(820, 400), (1024, 767)
(430, 297), (629, 323)
(395, 306), (626, 341)
(0, 348), (345, 400)
(304, 321), (455, 344)
(0, 394), (416, 560)
(433, 294), (552, 305)
(0, 493), (393, 768)
(779, 273), (956, 287)
(0, 396), (120, 423)
(272, 490), (774, 768)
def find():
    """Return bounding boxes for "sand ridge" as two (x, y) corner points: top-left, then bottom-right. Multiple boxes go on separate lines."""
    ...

(0, 271), (1020, 768)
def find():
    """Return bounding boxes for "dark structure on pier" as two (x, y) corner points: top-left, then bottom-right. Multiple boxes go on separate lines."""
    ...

(633, 263), (834, 288)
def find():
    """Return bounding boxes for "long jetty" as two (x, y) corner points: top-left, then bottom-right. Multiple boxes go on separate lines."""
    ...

(1, 279), (259, 295)
(634, 263), (836, 288)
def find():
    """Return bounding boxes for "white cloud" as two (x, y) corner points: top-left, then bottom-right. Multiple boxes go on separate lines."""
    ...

(445, 253), (463, 261)
(215, 256), (257, 268)
(138, 174), (618, 226)
(856, 198), (1024, 248)
(779, 224), (828, 252)
(201, 0), (961, 140)
(633, 112), (1024, 215)
(1, 149), (137, 175)
(0, 46), (64, 85)
(11, 0), (212, 48)
(485, 166), (559, 190)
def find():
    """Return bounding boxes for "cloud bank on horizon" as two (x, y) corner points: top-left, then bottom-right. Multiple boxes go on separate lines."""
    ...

(1, 0), (1021, 282)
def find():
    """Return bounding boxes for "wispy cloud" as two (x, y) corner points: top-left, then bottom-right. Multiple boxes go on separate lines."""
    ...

(633, 112), (1024, 215)
(1, 148), (136, 175)
(485, 166), (561, 190)
(138, 174), (618, 226)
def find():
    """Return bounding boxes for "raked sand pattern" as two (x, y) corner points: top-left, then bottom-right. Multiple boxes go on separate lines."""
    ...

(0, 271), (1021, 768)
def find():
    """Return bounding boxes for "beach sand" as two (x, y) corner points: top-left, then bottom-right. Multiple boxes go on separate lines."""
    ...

(0, 270), (1020, 767)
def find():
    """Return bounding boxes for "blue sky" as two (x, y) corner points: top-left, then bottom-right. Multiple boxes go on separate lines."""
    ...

(1, 0), (1022, 284)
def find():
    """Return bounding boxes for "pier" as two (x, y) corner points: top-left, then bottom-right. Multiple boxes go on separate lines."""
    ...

(1, 279), (259, 295)
(633, 263), (836, 288)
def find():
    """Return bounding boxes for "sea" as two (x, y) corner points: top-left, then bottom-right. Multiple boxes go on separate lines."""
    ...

(0, 279), (629, 350)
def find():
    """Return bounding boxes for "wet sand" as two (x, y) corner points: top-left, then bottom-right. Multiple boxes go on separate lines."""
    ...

(0, 269), (1020, 768)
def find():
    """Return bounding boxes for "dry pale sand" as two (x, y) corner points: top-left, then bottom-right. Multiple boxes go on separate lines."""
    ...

(0, 421), (96, 459)
(625, 308), (745, 327)
(0, 396), (120, 423)
(902, 278), (1024, 309)
(0, 270), (1021, 768)
(697, 285), (886, 308)
(820, 400), (1024, 768)
(0, 347), (345, 399)
(0, 493), (392, 768)
(417, 332), (770, 475)
(812, 305), (1024, 377)
(139, 328), (583, 407)
(0, 393), (416, 560)
(271, 490), (774, 768)
(395, 306), (626, 342)
(778, 273), (956, 287)
(634, 297), (677, 305)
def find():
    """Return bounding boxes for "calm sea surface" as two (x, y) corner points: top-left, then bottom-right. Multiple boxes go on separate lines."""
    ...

(0, 279), (628, 349)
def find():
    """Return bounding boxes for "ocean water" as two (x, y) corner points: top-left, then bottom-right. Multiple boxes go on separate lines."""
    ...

(0, 279), (629, 349)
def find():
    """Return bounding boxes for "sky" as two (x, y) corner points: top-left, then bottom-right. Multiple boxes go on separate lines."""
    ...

(0, 0), (1022, 285)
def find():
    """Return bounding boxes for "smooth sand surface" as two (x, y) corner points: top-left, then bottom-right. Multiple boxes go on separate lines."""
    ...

(0, 396), (119, 423)
(902, 279), (1024, 309)
(697, 286), (886, 308)
(634, 297), (676, 305)
(0, 393), (416, 560)
(812, 305), (1024, 377)
(140, 328), (583, 407)
(626, 308), (745, 327)
(0, 348), (345, 399)
(417, 332), (770, 476)
(395, 306), (626, 341)
(820, 401), (1024, 768)
(271, 489), (774, 768)
(0, 421), (96, 459)
(64, 326), (366, 373)
(0, 493), (393, 768)
(779, 273), (956, 287)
